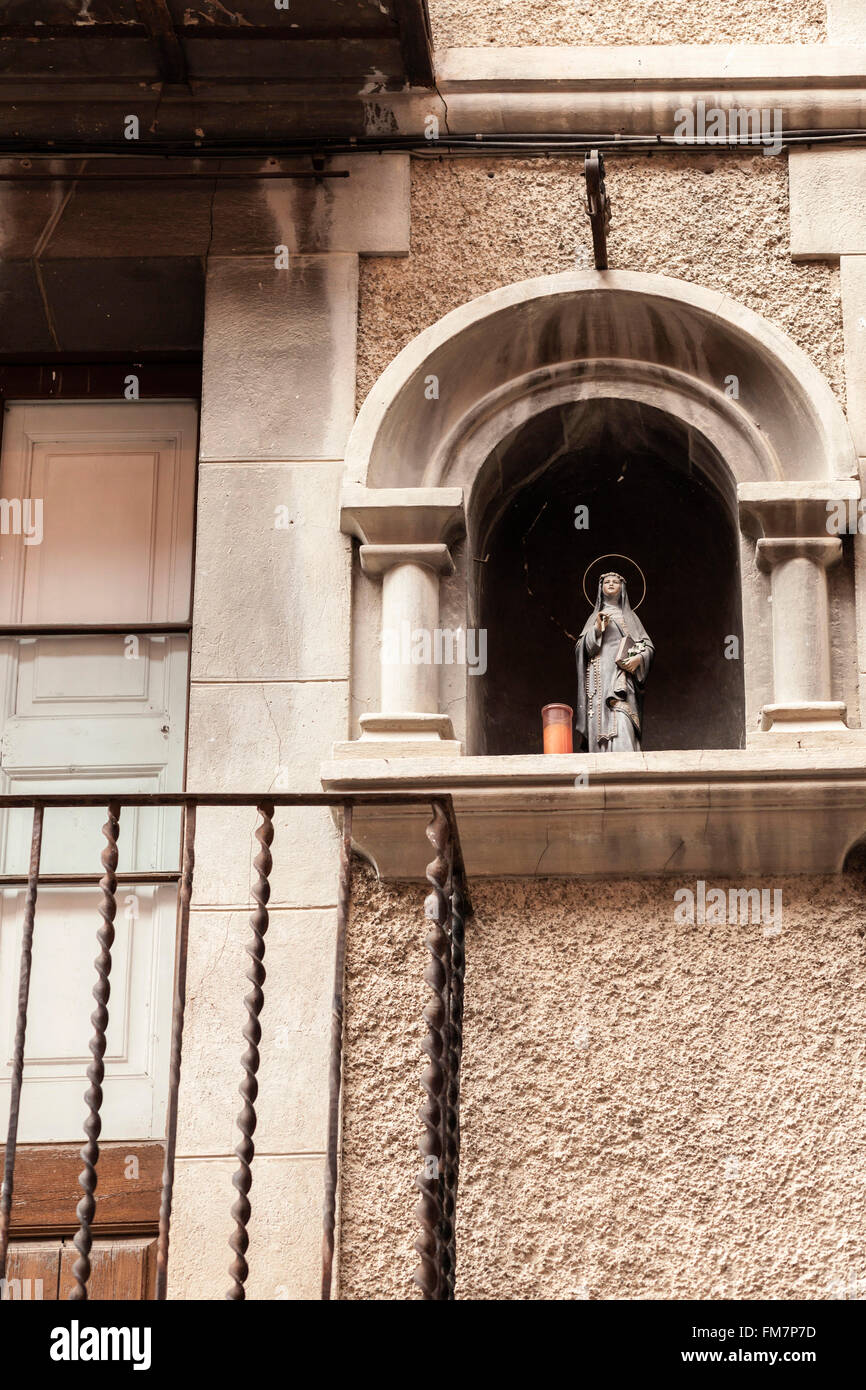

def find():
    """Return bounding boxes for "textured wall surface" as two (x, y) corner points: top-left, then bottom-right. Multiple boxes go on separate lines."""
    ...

(339, 866), (427, 1300)
(428, 1), (826, 47)
(339, 866), (866, 1300)
(356, 154), (844, 413)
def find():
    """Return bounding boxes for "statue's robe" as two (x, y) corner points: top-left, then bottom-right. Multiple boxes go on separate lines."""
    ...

(575, 579), (653, 753)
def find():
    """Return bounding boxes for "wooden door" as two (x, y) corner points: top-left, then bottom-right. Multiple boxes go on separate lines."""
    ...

(1, 1140), (163, 1300)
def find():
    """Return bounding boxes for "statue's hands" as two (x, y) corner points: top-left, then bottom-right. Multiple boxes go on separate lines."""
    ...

(594, 612), (607, 635)
(618, 655), (641, 674)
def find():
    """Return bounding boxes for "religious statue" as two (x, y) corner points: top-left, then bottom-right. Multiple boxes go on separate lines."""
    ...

(575, 555), (653, 752)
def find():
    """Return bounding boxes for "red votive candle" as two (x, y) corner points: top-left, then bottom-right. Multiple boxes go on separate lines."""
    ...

(542, 703), (574, 754)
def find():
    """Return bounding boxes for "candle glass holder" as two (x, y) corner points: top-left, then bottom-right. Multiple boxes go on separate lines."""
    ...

(541, 703), (574, 754)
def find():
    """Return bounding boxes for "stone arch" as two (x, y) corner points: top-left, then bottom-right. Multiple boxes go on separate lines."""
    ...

(345, 269), (855, 496)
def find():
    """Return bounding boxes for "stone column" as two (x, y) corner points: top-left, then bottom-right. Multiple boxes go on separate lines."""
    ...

(739, 484), (859, 737)
(359, 543), (456, 745)
(338, 488), (466, 756)
(756, 537), (845, 731)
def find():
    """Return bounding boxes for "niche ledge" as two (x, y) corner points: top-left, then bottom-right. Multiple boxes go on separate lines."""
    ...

(320, 750), (866, 880)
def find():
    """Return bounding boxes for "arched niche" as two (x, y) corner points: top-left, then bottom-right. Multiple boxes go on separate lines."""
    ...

(470, 396), (745, 756)
(340, 270), (859, 757)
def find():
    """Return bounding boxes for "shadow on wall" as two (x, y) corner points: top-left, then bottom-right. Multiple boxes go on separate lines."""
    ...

(470, 398), (745, 754)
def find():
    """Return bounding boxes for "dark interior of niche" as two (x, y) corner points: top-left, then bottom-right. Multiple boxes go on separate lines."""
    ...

(471, 401), (745, 755)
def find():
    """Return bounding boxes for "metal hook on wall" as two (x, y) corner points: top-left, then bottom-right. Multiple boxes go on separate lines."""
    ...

(584, 149), (612, 270)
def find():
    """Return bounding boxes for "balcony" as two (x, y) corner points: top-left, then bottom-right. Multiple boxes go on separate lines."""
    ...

(0, 790), (470, 1302)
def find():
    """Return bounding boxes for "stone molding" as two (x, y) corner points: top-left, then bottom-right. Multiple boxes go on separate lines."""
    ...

(390, 46), (866, 136)
(359, 543), (455, 577)
(322, 750), (866, 879)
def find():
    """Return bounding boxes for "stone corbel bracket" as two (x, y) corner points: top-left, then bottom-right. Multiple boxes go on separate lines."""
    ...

(339, 485), (467, 756)
(738, 481), (861, 735)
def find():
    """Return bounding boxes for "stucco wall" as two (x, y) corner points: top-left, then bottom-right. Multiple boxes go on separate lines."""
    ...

(428, 1), (826, 47)
(339, 865), (866, 1299)
(356, 154), (844, 414)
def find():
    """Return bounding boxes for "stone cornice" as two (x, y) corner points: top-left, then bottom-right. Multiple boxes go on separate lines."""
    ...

(409, 46), (866, 137)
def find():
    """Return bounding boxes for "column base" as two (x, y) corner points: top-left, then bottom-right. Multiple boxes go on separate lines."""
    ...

(333, 712), (463, 759)
(759, 701), (848, 733)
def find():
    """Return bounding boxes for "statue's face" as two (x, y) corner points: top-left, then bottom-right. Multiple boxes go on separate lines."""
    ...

(602, 574), (622, 600)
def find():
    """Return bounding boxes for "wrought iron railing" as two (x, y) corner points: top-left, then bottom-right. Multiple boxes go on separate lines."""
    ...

(0, 792), (472, 1302)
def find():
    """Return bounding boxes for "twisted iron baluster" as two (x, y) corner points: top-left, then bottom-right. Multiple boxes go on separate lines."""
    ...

(321, 804), (353, 1301)
(0, 805), (44, 1277)
(437, 818), (456, 1301)
(69, 801), (120, 1301)
(443, 863), (467, 1297)
(413, 801), (451, 1300)
(155, 802), (197, 1300)
(226, 802), (274, 1300)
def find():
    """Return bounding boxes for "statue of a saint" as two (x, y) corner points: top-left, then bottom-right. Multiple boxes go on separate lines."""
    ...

(575, 558), (653, 752)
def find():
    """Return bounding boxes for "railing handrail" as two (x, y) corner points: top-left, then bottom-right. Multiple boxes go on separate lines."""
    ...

(0, 792), (448, 808)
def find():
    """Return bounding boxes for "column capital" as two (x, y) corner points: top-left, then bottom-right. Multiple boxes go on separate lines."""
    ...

(738, 481), (859, 539)
(360, 543), (455, 577)
(341, 485), (465, 547)
(756, 536), (843, 572)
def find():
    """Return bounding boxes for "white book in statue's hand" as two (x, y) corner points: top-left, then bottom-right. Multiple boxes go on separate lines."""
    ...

(615, 634), (648, 668)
